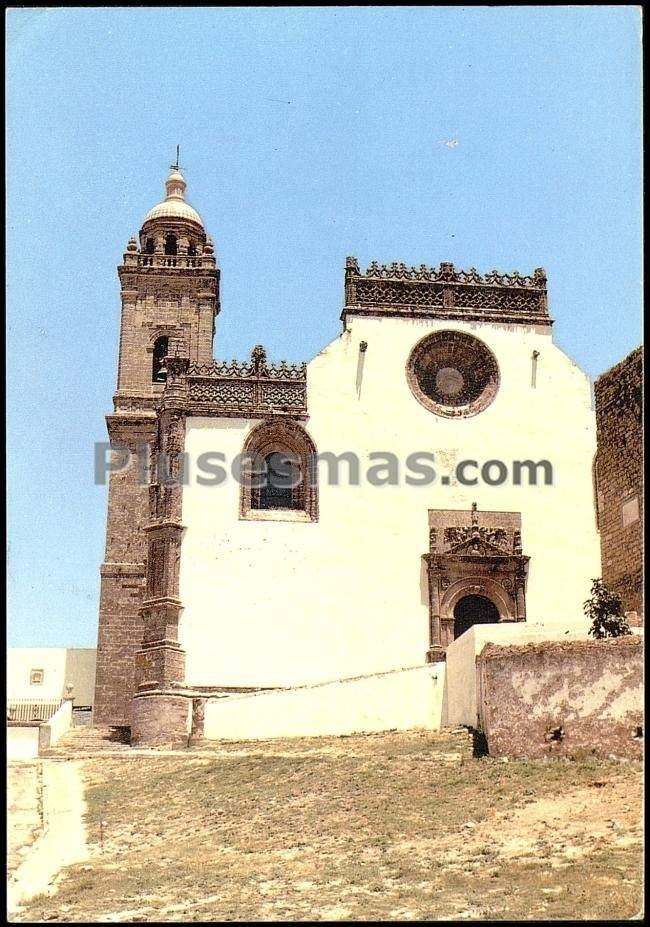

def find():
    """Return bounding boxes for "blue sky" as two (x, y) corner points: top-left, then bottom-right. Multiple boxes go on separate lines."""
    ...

(7, 7), (642, 647)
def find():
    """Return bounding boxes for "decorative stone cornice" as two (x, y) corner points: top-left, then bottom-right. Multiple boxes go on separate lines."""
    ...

(343, 256), (551, 327)
(106, 411), (158, 441)
(100, 562), (146, 577)
(143, 520), (184, 535)
(112, 394), (161, 413)
(140, 595), (184, 613)
(117, 250), (220, 317)
(120, 253), (217, 271)
(183, 344), (308, 418)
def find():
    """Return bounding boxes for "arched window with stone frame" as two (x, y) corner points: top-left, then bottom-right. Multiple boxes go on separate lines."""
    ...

(240, 420), (318, 522)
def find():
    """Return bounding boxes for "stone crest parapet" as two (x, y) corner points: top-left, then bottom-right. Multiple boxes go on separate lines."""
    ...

(343, 256), (551, 326)
(183, 344), (308, 418)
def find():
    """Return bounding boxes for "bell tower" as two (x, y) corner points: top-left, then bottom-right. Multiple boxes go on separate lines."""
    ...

(94, 161), (219, 726)
(115, 162), (219, 405)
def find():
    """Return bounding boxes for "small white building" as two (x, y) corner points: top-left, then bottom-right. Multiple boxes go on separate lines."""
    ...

(7, 648), (96, 709)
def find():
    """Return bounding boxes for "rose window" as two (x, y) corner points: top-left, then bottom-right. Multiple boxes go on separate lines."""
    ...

(407, 330), (500, 417)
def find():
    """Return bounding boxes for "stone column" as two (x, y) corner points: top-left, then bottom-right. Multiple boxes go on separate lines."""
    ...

(515, 565), (528, 621)
(426, 559), (446, 663)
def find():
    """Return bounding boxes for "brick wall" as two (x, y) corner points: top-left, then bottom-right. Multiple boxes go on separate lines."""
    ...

(93, 424), (155, 725)
(594, 346), (643, 622)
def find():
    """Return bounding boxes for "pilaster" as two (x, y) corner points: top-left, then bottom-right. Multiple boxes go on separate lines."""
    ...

(131, 356), (192, 745)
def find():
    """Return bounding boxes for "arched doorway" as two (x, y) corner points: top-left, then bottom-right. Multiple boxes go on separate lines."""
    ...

(453, 594), (500, 639)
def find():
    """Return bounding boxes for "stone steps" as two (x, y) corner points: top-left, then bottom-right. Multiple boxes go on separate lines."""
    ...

(40, 725), (131, 756)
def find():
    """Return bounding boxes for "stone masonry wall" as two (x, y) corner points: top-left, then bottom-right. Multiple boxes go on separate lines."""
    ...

(93, 421), (155, 726)
(130, 692), (191, 747)
(594, 346), (643, 621)
(476, 636), (643, 759)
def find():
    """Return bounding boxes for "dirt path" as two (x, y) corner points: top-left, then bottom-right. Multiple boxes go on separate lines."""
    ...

(7, 762), (42, 878)
(8, 760), (88, 916)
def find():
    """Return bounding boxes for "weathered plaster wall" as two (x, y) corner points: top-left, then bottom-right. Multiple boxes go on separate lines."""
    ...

(180, 313), (600, 688)
(203, 663), (445, 741)
(442, 622), (592, 728)
(476, 635), (643, 759)
(62, 650), (97, 708)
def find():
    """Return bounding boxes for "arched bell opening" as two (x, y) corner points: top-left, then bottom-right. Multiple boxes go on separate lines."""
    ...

(152, 336), (169, 383)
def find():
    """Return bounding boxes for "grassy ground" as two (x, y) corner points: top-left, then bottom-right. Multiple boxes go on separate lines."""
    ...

(16, 731), (643, 921)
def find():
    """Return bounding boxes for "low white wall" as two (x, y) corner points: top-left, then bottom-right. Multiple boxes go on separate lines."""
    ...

(38, 699), (73, 752)
(7, 726), (40, 760)
(204, 663), (445, 741)
(442, 622), (592, 728)
(8, 761), (88, 913)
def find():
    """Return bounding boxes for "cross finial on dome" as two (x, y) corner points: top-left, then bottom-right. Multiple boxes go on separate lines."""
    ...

(165, 160), (187, 202)
(142, 156), (204, 228)
(170, 144), (181, 172)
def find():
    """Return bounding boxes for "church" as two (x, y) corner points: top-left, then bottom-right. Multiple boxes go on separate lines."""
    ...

(94, 165), (601, 745)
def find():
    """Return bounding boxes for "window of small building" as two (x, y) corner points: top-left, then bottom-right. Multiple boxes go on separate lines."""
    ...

(164, 233), (178, 256)
(621, 496), (640, 528)
(144, 237), (155, 254)
(30, 669), (44, 685)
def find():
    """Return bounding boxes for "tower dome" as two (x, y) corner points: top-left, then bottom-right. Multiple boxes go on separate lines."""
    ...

(142, 166), (204, 228)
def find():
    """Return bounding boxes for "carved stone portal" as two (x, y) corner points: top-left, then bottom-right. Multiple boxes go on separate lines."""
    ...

(424, 504), (529, 662)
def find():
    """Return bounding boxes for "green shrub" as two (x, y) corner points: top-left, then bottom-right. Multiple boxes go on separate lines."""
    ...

(584, 579), (632, 639)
